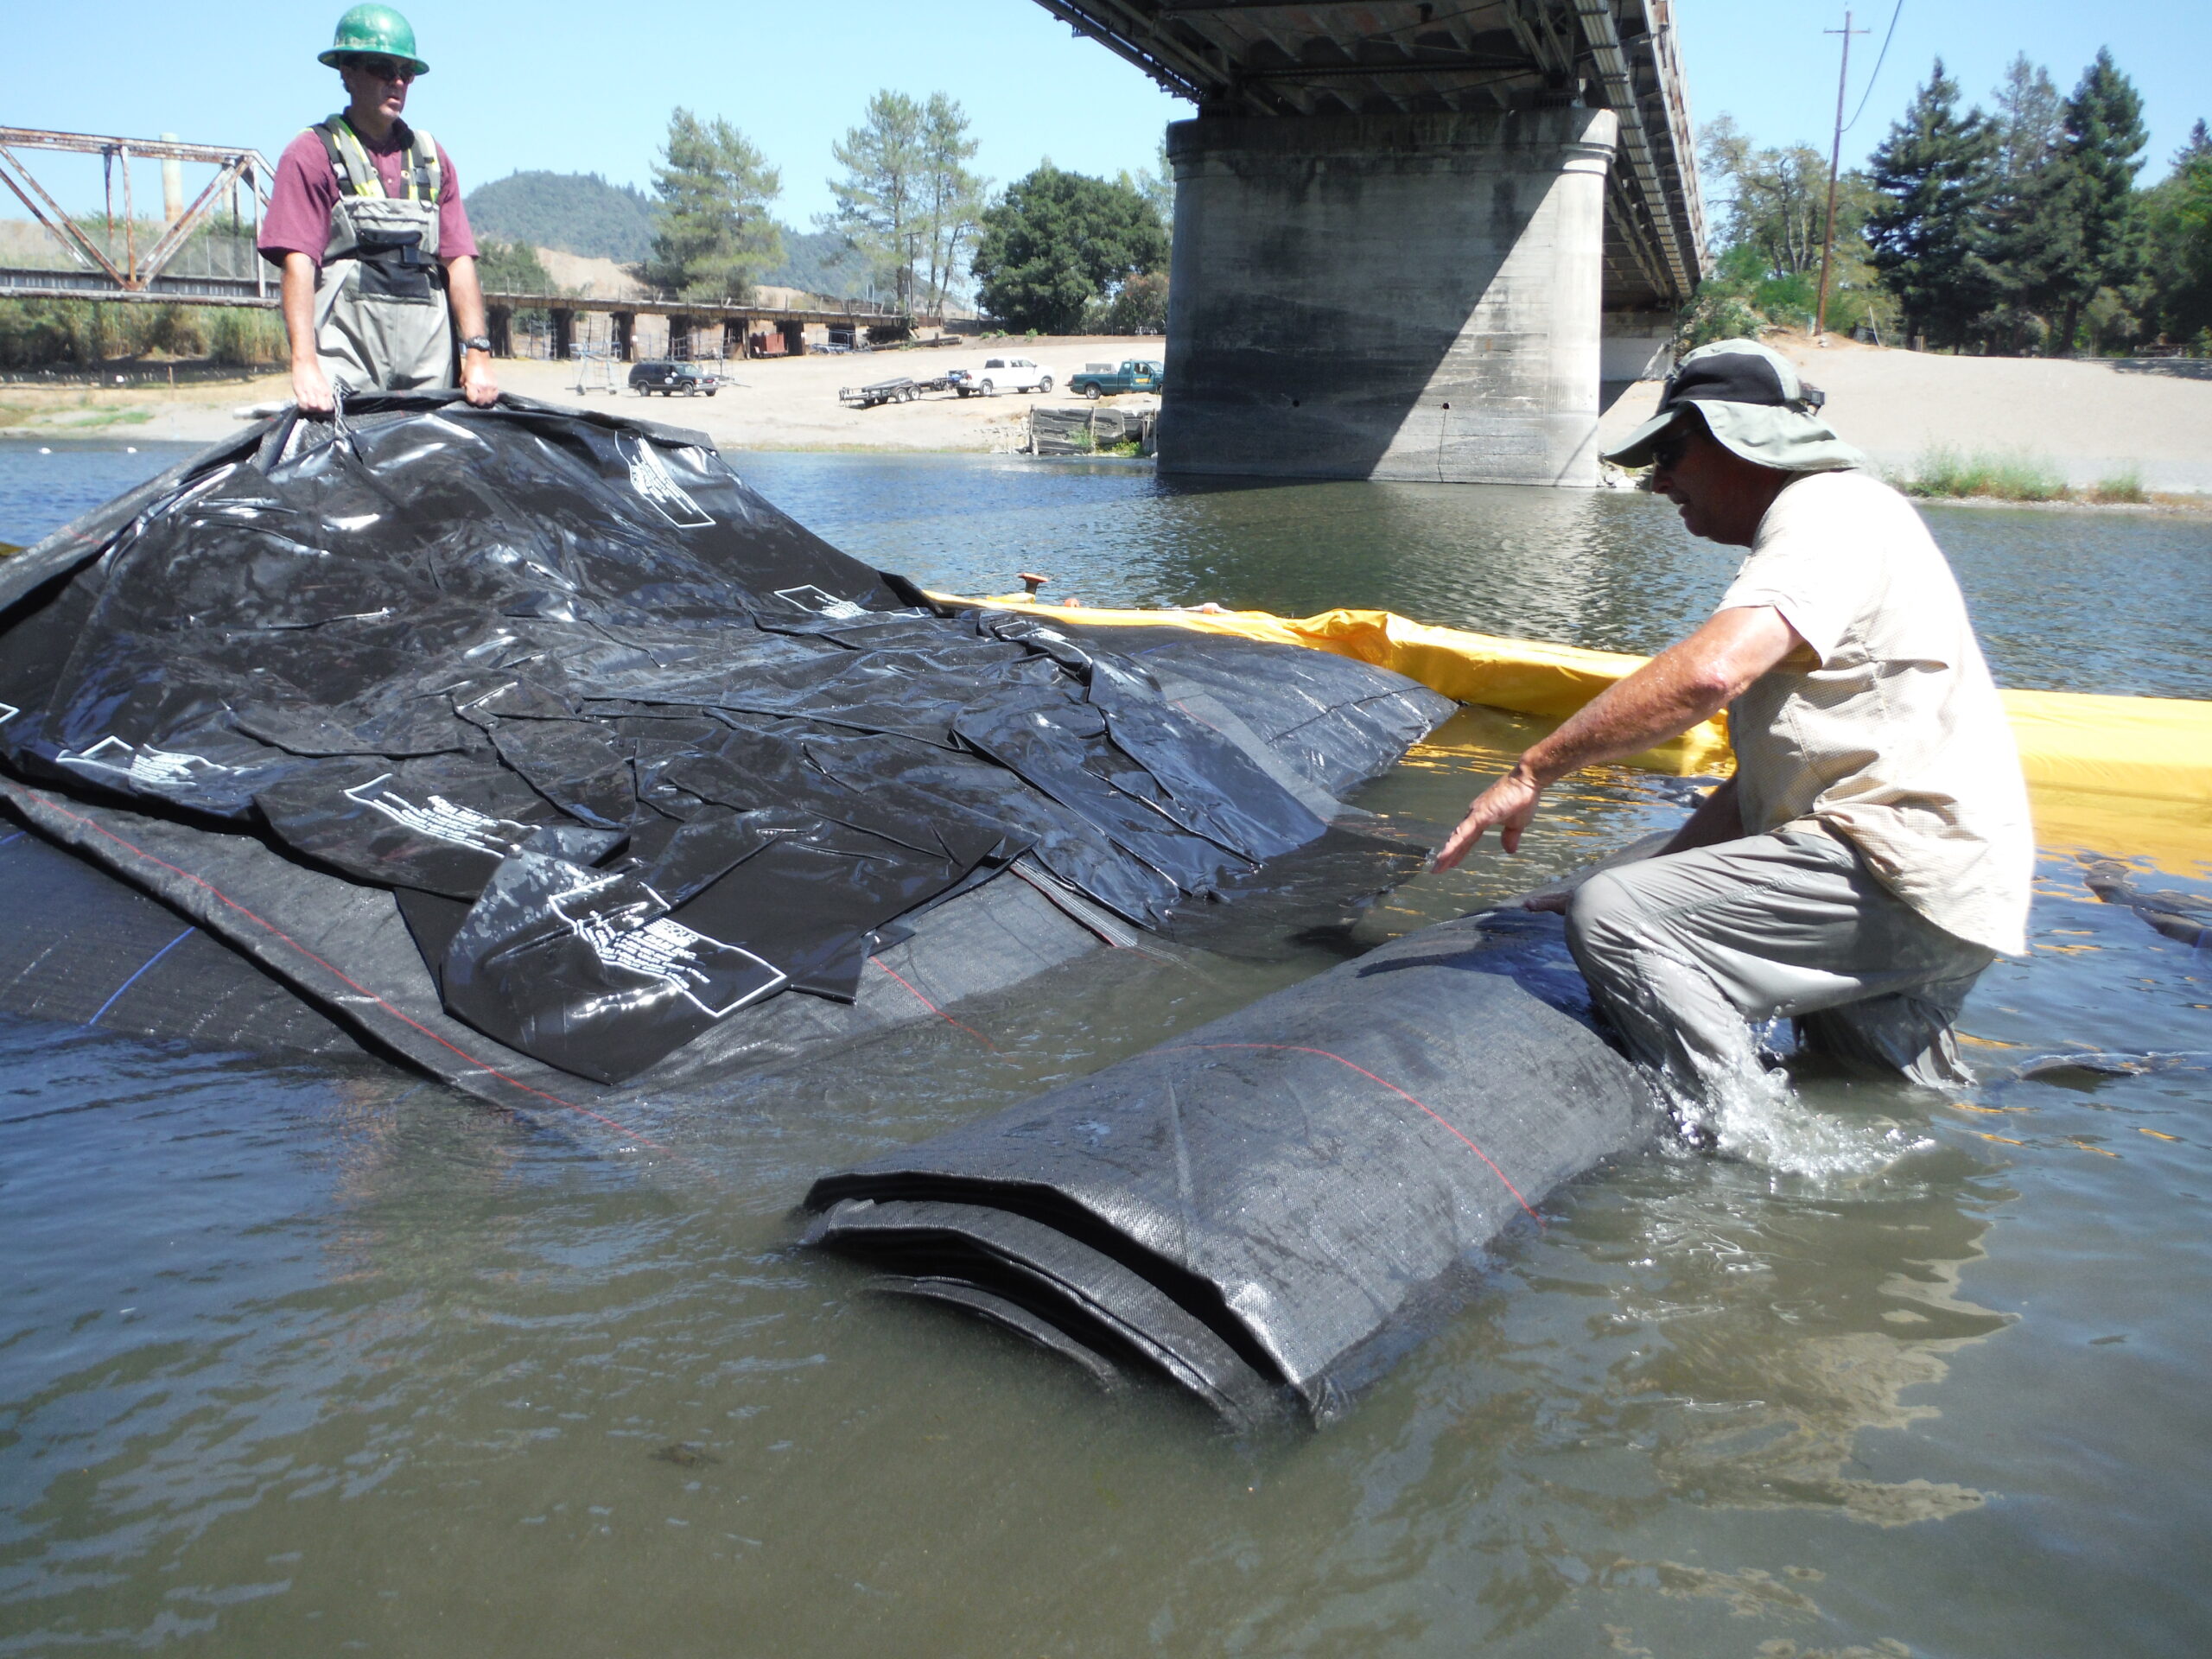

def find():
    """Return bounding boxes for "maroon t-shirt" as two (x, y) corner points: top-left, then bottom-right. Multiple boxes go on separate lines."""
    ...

(257, 118), (478, 269)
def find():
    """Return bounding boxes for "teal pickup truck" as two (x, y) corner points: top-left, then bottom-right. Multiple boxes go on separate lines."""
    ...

(1069, 359), (1164, 399)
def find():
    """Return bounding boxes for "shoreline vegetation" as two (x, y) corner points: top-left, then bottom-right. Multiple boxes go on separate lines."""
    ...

(1895, 445), (2160, 505)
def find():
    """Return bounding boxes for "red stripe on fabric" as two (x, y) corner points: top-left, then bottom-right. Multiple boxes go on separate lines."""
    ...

(868, 956), (1003, 1053)
(1160, 1040), (1542, 1227)
(18, 790), (683, 1160)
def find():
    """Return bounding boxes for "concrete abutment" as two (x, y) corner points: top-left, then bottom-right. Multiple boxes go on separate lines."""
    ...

(1159, 108), (1622, 486)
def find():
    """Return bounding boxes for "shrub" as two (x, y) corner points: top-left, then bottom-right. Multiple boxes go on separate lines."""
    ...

(205, 308), (288, 367)
(1902, 444), (2070, 500)
(2087, 467), (2147, 504)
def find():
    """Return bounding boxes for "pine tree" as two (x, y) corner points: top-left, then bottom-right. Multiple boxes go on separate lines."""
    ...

(2014, 49), (2148, 353)
(646, 110), (783, 303)
(828, 92), (926, 308)
(1866, 61), (1999, 348)
(918, 95), (985, 314)
(1982, 58), (2064, 351)
(2145, 119), (2212, 345)
(1990, 56), (2063, 189)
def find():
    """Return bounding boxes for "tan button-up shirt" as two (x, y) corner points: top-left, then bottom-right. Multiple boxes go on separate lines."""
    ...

(1717, 469), (2034, 955)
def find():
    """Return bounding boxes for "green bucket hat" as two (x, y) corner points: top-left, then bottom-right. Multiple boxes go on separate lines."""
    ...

(1604, 338), (1865, 473)
(319, 4), (429, 76)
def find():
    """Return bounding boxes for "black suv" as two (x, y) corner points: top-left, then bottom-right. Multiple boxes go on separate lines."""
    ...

(628, 361), (721, 397)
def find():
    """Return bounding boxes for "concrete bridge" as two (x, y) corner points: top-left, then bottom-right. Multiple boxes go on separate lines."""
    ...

(1033, 0), (1708, 484)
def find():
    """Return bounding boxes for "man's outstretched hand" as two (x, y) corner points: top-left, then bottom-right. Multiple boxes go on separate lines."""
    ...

(1429, 765), (1545, 872)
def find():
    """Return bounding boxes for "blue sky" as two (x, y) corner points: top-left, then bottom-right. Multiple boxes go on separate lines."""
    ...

(3, 0), (2205, 226)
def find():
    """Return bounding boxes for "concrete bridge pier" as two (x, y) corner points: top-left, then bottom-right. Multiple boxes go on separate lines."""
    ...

(1159, 107), (1620, 487)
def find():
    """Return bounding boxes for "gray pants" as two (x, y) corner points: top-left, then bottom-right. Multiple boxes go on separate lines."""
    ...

(1566, 827), (1995, 1111)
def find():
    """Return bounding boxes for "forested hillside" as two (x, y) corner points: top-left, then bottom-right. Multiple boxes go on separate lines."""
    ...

(465, 172), (657, 262)
(762, 230), (876, 299)
(463, 170), (880, 297)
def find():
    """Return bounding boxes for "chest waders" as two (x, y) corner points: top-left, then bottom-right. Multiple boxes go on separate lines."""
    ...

(309, 116), (453, 393)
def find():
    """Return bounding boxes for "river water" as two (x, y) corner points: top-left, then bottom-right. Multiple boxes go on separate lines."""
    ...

(3, 438), (2209, 1656)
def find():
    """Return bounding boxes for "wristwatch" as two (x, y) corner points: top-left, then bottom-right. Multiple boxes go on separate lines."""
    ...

(459, 334), (492, 354)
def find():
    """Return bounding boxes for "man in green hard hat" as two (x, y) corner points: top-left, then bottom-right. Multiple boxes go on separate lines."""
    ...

(257, 5), (499, 413)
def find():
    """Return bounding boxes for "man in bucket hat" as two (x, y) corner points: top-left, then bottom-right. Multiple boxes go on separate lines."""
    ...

(258, 5), (499, 414)
(1432, 339), (2031, 1135)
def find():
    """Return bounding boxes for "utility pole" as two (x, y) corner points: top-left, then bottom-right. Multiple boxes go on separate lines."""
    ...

(1814, 9), (1869, 344)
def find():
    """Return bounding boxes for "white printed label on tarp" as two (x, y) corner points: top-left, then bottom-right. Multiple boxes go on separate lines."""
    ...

(773, 584), (867, 620)
(550, 877), (786, 1018)
(346, 774), (532, 856)
(59, 735), (232, 787)
(622, 437), (715, 529)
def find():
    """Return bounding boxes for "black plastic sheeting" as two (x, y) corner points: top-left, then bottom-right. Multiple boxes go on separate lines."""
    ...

(2084, 860), (2212, 950)
(0, 393), (1451, 1101)
(804, 909), (1656, 1427)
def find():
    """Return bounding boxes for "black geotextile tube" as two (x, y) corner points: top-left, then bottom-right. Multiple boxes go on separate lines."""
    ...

(804, 909), (1658, 1427)
(0, 828), (358, 1058)
(0, 392), (1450, 1088)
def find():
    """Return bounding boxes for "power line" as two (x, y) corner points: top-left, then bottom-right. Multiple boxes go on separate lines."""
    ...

(1839, 0), (1906, 134)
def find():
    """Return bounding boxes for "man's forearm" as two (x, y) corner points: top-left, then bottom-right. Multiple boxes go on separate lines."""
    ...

(443, 256), (499, 405)
(1512, 608), (1798, 789)
(1516, 660), (1730, 788)
(443, 255), (487, 340)
(280, 254), (319, 365)
(1431, 606), (1796, 873)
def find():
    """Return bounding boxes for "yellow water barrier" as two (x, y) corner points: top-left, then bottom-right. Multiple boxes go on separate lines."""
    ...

(950, 596), (2212, 868)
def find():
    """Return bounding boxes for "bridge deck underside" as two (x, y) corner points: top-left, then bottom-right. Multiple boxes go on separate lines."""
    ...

(1033, 0), (1705, 310)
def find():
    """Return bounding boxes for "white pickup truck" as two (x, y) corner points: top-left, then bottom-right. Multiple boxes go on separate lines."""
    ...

(950, 354), (1055, 397)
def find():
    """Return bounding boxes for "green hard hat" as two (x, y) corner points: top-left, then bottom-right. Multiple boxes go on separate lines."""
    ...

(318, 4), (429, 75)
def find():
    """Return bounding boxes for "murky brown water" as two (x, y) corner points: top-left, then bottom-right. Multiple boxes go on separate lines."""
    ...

(3, 447), (2209, 1656)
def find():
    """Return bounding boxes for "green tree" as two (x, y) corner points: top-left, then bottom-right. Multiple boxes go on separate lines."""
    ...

(1980, 58), (2065, 352)
(2006, 50), (2148, 353)
(827, 92), (984, 314)
(1866, 60), (2000, 348)
(918, 94), (985, 314)
(1990, 56), (2063, 188)
(2145, 120), (2212, 345)
(1694, 117), (1887, 340)
(1117, 139), (1175, 235)
(828, 91), (925, 307)
(1084, 269), (1169, 334)
(972, 165), (1167, 334)
(646, 109), (783, 303)
(1702, 117), (1833, 276)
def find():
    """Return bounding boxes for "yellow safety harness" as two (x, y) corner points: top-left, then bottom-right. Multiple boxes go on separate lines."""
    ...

(311, 114), (440, 202)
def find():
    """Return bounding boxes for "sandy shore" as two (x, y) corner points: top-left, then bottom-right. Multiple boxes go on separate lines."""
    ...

(0, 334), (1166, 454)
(6, 328), (2209, 497)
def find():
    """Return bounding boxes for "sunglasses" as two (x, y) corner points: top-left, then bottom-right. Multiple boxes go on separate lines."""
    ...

(353, 56), (416, 82)
(1648, 430), (1697, 471)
